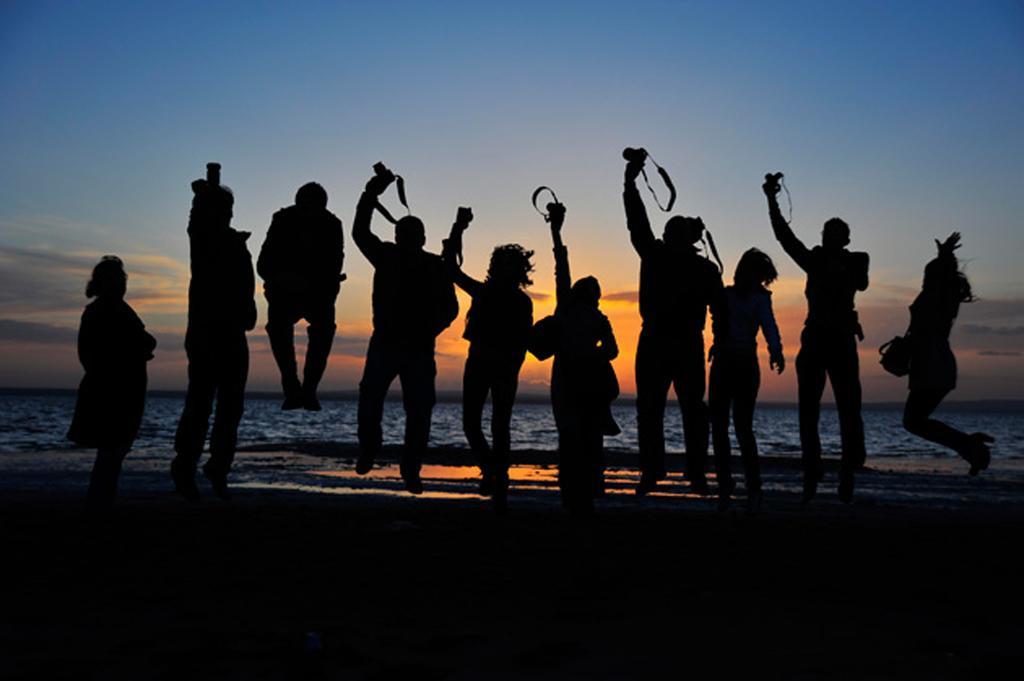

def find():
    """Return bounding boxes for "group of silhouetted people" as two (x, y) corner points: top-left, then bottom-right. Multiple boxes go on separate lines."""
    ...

(69, 156), (994, 511)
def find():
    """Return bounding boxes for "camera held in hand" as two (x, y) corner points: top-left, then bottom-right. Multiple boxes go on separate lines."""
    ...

(622, 147), (648, 164)
(373, 161), (396, 185)
(764, 172), (784, 193)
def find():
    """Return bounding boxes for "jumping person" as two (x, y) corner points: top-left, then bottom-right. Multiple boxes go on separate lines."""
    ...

(257, 182), (344, 411)
(623, 155), (724, 496)
(762, 172), (869, 503)
(68, 256), (157, 508)
(902, 232), (993, 473)
(352, 166), (459, 494)
(709, 248), (784, 513)
(535, 201), (619, 513)
(442, 208), (534, 511)
(172, 163), (257, 501)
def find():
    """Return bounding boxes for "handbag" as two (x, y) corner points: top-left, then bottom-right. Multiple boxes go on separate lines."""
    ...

(878, 332), (912, 377)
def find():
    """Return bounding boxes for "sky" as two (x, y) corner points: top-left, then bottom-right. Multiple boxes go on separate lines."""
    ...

(1, 0), (1022, 401)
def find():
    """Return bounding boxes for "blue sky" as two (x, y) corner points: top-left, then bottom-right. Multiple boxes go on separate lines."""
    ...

(1, 1), (1022, 398)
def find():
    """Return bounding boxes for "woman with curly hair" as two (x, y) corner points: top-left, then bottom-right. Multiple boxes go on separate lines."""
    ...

(902, 232), (993, 474)
(443, 208), (534, 510)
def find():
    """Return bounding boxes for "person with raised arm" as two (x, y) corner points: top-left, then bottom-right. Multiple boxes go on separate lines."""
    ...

(532, 201), (619, 513)
(762, 172), (869, 503)
(442, 208), (534, 511)
(708, 248), (785, 513)
(902, 232), (993, 473)
(622, 153), (724, 496)
(172, 163), (257, 502)
(257, 182), (344, 411)
(351, 164), (459, 494)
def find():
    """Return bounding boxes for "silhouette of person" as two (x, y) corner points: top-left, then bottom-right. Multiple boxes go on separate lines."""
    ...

(623, 158), (724, 496)
(257, 182), (344, 411)
(172, 163), (257, 501)
(709, 248), (784, 513)
(68, 256), (157, 508)
(442, 207), (534, 511)
(902, 233), (993, 473)
(352, 167), (459, 494)
(533, 201), (619, 513)
(763, 173), (869, 503)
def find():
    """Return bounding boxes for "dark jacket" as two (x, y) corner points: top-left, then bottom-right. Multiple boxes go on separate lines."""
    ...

(257, 205), (344, 298)
(624, 184), (724, 338)
(352, 194), (458, 343)
(186, 180), (257, 332)
(68, 297), (156, 449)
(907, 266), (960, 392)
(768, 199), (869, 336)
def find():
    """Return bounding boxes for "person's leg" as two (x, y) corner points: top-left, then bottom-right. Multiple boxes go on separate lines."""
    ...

(265, 296), (302, 406)
(356, 336), (399, 473)
(733, 356), (761, 498)
(708, 356), (734, 500)
(795, 330), (827, 502)
(173, 331), (215, 499)
(828, 337), (866, 502)
(87, 445), (129, 508)
(301, 295), (337, 409)
(398, 343), (437, 491)
(675, 338), (710, 492)
(462, 351), (491, 475)
(635, 332), (671, 492)
(489, 361), (521, 509)
(903, 387), (968, 452)
(206, 333), (249, 497)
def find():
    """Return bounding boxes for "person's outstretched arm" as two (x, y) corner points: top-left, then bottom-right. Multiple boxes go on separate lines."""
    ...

(623, 161), (656, 256)
(441, 207), (484, 296)
(352, 173), (394, 266)
(548, 204), (571, 307)
(763, 176), (811, 271)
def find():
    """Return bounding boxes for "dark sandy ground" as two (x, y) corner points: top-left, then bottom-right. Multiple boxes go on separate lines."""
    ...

(1, 450), (1022, 680)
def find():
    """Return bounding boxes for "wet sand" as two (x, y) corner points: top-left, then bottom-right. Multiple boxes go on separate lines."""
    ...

(1, 449), (1022, 679)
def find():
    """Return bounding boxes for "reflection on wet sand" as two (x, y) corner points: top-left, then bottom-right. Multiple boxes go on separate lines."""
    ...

(233, 464), (708, 501)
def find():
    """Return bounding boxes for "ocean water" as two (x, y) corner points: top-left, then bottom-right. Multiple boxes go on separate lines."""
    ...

(0, 390), (1021, 461)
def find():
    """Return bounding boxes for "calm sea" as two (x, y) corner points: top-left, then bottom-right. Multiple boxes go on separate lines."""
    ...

(1, 390), (1021, 461)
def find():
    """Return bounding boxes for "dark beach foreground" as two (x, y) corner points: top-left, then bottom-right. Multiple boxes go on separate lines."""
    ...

(1, 450), (1022, 680)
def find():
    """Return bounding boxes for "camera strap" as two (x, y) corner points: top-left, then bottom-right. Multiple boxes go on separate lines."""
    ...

(641, 152), (677, 212)
(701, 228), (724, 274)
(374, 174), (410, 225)
(780, 175), (793, 224)
(531, 186), (561, 221)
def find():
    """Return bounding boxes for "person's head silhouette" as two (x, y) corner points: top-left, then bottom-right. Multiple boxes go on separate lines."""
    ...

(295, 182), (328, 210)
(394, 215), (426, 249)
(822, 217), (850, 250)
(663, 215), (704, 248)
(487, 244), (534, 289)
(86, 255), (127, 300)
(571, 275), (601, 309)
(734, 247), (778, 292)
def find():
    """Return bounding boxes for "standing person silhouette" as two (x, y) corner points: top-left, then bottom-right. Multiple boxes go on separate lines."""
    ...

(172, 163), (257, 501)
(762, 172), (869, 503)
(534, 201), (619, 513)
(442, 208), (534, 511)
(257, 182), (344, 411)
(709, 248), (785, 513)
(902, 232), (993, 473)
(623, 155), (724, 496)
(68, 256), (157, 508)
(351, 166), (459, 494)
